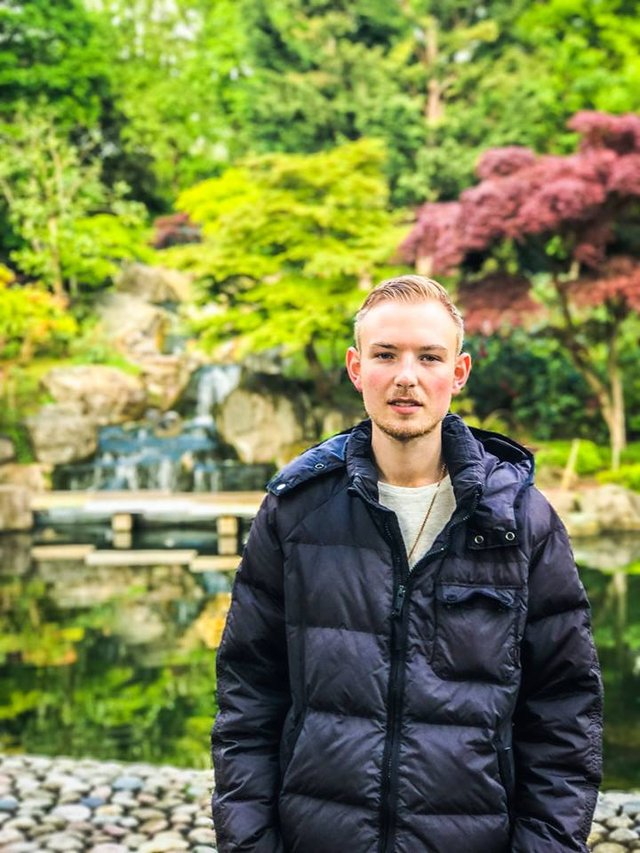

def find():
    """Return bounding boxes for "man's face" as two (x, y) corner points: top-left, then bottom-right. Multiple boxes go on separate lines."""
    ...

(345, 299), (471, 443)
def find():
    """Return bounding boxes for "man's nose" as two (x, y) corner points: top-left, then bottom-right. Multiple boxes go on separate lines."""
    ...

(394, 356), (418, 386)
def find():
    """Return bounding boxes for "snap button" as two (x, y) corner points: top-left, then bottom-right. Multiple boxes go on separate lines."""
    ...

(276, 483), (287, 491)
(314, 462), (325, 469)
(473, 534), (484, 545)
(505, 531), (516, 542)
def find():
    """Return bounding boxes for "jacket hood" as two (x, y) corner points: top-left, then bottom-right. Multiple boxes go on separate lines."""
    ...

(267, 414), (534, 546)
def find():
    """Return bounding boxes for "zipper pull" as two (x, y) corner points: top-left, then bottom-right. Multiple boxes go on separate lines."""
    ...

(392, 584), (407, 618)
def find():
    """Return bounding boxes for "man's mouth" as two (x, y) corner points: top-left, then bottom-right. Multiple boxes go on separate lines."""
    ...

(388, 398), (422, 408)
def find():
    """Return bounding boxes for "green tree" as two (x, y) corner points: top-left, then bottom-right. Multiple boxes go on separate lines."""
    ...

(163, 139), (407, 397)
(0, 0), (114, 128)
(0, 109), (149, 297)
(89, 0), (247, 203)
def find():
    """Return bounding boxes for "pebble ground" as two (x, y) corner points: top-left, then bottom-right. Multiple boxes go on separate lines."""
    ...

(1, 753), (639, 851)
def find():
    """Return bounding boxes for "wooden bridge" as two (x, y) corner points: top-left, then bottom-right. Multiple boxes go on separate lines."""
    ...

(31, 490), (264, 570)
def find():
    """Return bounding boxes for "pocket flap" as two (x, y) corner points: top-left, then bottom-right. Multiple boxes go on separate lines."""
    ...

(436, 583), (518, 609)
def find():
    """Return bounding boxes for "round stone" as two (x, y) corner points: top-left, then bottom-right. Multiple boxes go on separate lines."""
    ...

(95, 805), (123, 817)
(610, 827), (640, 842)
(138, 832), (189, 852)
(0, 827), (25, 845)
(592, 844), (628, 853)
(104, 824), (127, 838)
(606, 815), (633, 829)
(112, 776), (143, 793)
(81, 796), (106, 809)
(52, 804), (92, 823)
(0, 796), (19, 812)
(624, 801), (640, 817)
(594, 803), (619, 822)
(44, 833), (84, 851)
(192, 847), (217, 853)
(88, 845), (129, 853)
(188, 827), (217, 844)
(138, 818), (169, 834)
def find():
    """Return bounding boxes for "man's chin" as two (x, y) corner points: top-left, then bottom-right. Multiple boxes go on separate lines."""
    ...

(374, 419), (437, 443)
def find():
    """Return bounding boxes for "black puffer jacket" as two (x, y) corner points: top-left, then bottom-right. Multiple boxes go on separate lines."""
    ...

(212, 415), (603, 853)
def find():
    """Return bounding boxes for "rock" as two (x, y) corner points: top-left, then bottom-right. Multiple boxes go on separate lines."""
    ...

(80, 796), (106, 809)
(610, 827), (640, 842)
(586, 485), (640, 532)
(0, 796), (19, 812)
(43, 832), (84, 850)
(88, 846), (129, 853)
(112, 775), (144, 792)
(26, 404), (97, 465)
(51, 804), (92, 823)
(0, 828), (25, 845)
(116, 264), (192, 304)
(0, 463), (48, 492)
(0, 436), (15, 463)
(138, 355), (194, 410)
(42, 366), (146, 426)
(622, 800), (640, 817)
(218, 386), (305, 465)
(592, 844), (628, 853)
(0, 485), (32, 531)
(606, 815), (633, 829)
(138, 831), (189, 852)
(188, 827), (217, 844)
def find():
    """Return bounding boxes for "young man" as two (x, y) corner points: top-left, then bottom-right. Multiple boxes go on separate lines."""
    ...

(212, 276), (603, 853)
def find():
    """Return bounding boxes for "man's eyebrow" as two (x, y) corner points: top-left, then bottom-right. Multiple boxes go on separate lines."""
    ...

(369, 342), (449, 352)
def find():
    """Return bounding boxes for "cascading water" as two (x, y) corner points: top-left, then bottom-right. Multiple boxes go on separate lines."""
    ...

(52, 365), (273, 492)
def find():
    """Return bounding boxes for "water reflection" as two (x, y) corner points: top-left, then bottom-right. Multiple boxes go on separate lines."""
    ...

(0, 532), (639, 787)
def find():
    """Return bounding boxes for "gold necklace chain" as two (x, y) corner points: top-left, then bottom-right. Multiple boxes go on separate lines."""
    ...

(406, 462), (447, 564)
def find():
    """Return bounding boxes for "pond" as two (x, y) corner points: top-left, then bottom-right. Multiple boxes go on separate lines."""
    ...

(1, 528), (639, 789)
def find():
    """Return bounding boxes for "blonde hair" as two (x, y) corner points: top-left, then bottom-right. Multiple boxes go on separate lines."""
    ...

(354, 275), (465, 353)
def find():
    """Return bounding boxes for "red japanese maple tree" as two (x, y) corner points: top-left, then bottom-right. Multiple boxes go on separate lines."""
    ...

(401, 111), (640, 467)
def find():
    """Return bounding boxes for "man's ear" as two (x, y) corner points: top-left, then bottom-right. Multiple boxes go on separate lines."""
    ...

(452, 352), (472, 395)
(346, 346), (362, 392)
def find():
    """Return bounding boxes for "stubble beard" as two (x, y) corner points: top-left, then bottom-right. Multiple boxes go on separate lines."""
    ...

(370, 411), (441, 445)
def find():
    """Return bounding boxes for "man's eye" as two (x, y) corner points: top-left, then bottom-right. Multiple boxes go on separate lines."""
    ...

(374, 352), (393, 359)
(420, 354), (440, 362)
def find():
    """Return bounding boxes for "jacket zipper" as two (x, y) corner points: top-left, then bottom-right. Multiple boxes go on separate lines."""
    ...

(376, 495), (480, 853)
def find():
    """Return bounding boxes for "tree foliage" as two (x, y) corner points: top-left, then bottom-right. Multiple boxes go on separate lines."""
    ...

(163, 139), (407, 395)
(0, 109), (149, 296)
(0, 266), (77, 362)
(402, 110), (640, 465)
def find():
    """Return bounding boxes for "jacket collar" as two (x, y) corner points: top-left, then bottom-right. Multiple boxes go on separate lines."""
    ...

(268, 415), (534, 547)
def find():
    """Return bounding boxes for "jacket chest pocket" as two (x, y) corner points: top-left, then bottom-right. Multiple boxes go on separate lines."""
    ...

(431, 583), (522, 683)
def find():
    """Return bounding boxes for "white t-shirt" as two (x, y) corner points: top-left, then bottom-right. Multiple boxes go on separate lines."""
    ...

(378, 475), (456, 568)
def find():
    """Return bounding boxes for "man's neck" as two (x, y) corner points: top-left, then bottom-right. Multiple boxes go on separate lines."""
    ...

(371, 424), (444, 487)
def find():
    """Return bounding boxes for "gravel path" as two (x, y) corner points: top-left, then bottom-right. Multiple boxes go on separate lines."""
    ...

(0, 753), (639, 851)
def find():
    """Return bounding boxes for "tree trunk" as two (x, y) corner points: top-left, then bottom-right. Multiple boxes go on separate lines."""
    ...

(554, 279), (626, 469)
(304, 339), (332, 402)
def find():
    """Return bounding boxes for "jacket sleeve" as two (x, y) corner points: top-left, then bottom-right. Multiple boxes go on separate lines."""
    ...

(510, 508), (603, 853)
(212, 494), (290, 852)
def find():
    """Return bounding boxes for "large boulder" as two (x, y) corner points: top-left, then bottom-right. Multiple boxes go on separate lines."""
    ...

(0, 463), (48, 492)
(98, 292), (170, 359)
(42, 365), (146, 425)
(25, 404), (98, 465)
(583, 484), (640, 532)
(217, 387), (305, 466)
(544, 484), (640, 536)
(116, 263), (192, 303)
(0, 436), (15, 464)
(0, 485), (32, 531)
(139, 354), (196, 410)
